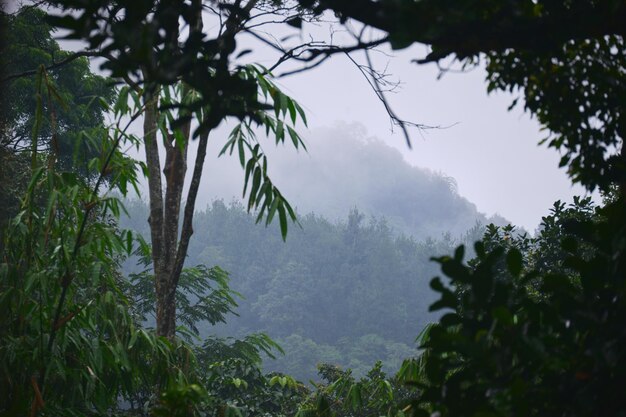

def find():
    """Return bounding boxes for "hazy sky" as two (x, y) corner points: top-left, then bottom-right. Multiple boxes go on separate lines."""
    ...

(54, 10), (591, 233)
(261, 41), (590, 233)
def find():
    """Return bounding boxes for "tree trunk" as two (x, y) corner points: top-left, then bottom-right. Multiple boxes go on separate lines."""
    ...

(142, 87), (174, 338)
(142, 83), (195, 340)
(141, 0), (240, 340)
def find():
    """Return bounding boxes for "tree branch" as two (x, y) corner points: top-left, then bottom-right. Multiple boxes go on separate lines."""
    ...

(172, 129), (209, 287)
(1, 50), (103, 83)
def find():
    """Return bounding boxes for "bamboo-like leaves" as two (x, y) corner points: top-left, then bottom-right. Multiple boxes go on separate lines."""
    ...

(218, 67), (307, 240)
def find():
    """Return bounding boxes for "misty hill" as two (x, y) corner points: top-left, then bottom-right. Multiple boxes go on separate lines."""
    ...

(195, 123), (505, 240)
(119, 126), (505, 381)
(120, 200), (483, 381)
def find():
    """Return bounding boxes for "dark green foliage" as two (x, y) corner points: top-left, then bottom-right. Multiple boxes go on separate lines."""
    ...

(485, 35), (626, 190)
(188, 204), (451, 345)
(404, 197), (626, 417)
(46, 0), (264, 129)
(0, 7), (114, 172)
(45, 3), (306, 241)
(0, 19), (306, 413)
(0, 151), (174, 415)
(273, 6), (626, 413)
(125, 258), (240, 339)
(297, 361), (415, 417)
(299, 197), (626, 417)
(478, 197), (598, 279)
(0, 117), (306, 416)
(305, 1), (625, 57)
(0, 147), (30, 246)
(0, 6), (116, 247)
(4, 2), (625, 416)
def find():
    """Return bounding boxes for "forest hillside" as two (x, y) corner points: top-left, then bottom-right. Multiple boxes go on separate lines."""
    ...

(191, 124), (508, 239)
(120, 154), (490, 381)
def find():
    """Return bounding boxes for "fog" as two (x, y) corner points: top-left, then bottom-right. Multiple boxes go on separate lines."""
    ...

(120, 40), (589, 236)
(54, 12), (593, 234)
(192, 122), (505, 239)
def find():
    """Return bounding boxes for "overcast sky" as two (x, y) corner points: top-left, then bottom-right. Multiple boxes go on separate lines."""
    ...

(54, 11), (592, 233)
(231, 23), (592, 232)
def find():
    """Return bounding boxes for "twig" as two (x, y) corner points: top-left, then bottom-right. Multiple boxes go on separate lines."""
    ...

(1, 50), (103, 83)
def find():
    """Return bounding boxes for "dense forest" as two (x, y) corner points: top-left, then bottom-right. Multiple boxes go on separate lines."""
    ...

(121, 198), (479, 381)
(1, 1), (625, 417)
(119, 124), (501, 381)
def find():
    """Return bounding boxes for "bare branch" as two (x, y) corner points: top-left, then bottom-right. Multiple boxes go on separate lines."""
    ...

(1, 50), (103, 83)
(357, 48), (442, 147)
(243, 27), (388, 76)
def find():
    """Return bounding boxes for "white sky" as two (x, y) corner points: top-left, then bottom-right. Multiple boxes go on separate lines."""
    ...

(237, 23), (591, 233)
(54, 10), (592, 233)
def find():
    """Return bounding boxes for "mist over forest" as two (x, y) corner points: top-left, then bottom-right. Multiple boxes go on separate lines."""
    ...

(120, 127), (498, 381)
(190, 123), (509, 239)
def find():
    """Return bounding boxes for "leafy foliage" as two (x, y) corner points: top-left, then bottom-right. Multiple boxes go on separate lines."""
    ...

(298, 197), (626, 417)
(219, 65), (308, 240)
(406, 196), (626, 417)
(0, 95), (185, 414)
(0, 50), (300, 416)
(273, 6), (626, 414)
(0, 7), (114, 171)
(296, 361), (415, 417)
(125, 251), (240, 340)
(485, 35), (626, 190)
(0, 7), (117, 244)
(4, 2), (626, 417)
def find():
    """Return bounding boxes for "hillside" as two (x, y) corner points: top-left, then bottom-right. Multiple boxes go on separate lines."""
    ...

(121, 200), (484, 381)
(192, 124), (506, 239)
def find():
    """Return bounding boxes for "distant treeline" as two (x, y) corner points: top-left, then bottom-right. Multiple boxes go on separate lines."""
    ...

(121, 199), (484, 381)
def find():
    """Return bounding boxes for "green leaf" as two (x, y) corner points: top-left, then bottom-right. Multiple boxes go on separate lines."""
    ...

(276, 120), (284, 143)
(506, 248), (523, 276)
(114, 86), (130, 116)
(287, 125), (301, 149)
(242, 157), (255, 197)
(128, 330), (138, 349)
(287, 98), (297, 124)
(294, 101), (308, 126)
(248, 167), (262, 210)
(278, 201), (288, 241)
(237, 133), (245, 167)
(266, 195), (280, 225)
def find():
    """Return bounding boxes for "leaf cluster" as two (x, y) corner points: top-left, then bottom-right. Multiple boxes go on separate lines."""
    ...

(404, 197), (626, 417)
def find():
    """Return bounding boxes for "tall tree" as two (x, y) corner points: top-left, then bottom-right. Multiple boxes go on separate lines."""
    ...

(45, 0), (327, 339)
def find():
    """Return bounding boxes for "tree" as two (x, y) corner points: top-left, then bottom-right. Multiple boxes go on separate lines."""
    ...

(0, 7), (113, 166)
(17, 0), (424, 340)
(0, 47), (176, 414)
(43, 0), (316, 339)
(1, 2), (399, 412)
